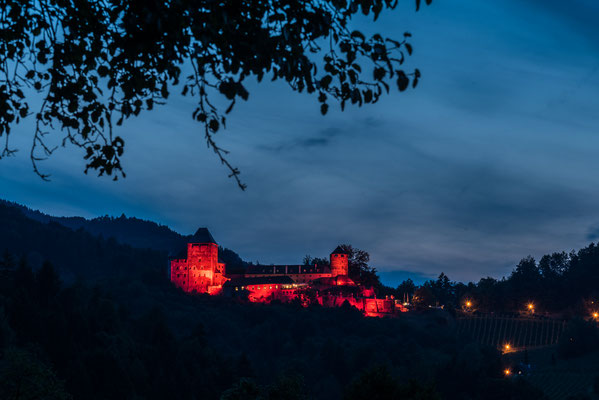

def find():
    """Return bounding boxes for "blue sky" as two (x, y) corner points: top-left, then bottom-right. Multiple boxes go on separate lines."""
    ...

(2, 0), (599, 286)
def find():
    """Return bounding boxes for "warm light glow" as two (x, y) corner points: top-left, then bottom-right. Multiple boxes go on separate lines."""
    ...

(504, 343), (511, 352)
(593, 312), (599, 319)
(504, 368), (511, 377)
(466, 301), (472, 307)
(527, 303), (534, 310)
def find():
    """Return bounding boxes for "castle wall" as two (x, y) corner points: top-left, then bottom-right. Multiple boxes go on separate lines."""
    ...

(170, 242), (227, 294)
(330, 253), (348, 276)
(170, 259), (189, 291)
(363, 298), (395, 316)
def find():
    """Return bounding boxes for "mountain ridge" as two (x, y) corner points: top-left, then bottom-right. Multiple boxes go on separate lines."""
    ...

(0, 198), (248, 273)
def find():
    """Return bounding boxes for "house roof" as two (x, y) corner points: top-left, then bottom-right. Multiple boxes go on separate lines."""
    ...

(223, 276), (295, 287)
(331, 246), (349, 255)
(245, 264), (330, 275)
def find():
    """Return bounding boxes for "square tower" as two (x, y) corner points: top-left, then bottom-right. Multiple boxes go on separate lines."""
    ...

(330, 246), (349, 277)
(170, 228), (227, 294)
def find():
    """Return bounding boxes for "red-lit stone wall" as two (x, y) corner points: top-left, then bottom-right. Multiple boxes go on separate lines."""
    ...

(170, 259), (189, 291)
(363, 298), (395, 316)
(186, 243), (216, 292)
(318, 294), (362, 309)
(330, 253), (349, 277)
(170, 242), (228, 293)
(244, 283), (298, 303)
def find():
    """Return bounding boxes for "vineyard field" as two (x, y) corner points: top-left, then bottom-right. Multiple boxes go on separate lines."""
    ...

(456, 314), (566, 350)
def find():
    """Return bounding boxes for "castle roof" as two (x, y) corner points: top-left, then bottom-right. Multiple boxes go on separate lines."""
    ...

(169, 227), (216, 259)
(331, 246), (349, 255)
(245, 264), (331, 275)
(189, 227), (216, 244)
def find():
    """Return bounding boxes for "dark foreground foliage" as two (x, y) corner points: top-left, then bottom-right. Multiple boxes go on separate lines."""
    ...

(0, 253), (543, 399)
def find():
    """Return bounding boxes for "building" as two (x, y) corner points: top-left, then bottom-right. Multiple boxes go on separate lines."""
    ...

(171, 228), (351, 294)
(170, 228), (228, 295)
(243, 246), (350, 283)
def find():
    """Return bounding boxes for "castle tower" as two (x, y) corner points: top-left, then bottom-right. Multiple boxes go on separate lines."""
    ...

(170, 228), (227, 294)
(330, 246), (349, 277)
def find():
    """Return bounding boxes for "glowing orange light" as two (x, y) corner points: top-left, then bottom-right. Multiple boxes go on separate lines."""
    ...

(504, 368), (511, 377)
(466, 301), (472, 307)
(593, 312), (599, 319)
(527, 303), (534, 310)
(504, 343), (511, 352)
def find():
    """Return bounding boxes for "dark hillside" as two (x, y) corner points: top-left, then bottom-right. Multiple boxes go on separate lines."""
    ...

(0, 200), (166, 283)
(0, 199), (185, 252)
(0, 199), (248, 271)
(0, 257), (544, 400)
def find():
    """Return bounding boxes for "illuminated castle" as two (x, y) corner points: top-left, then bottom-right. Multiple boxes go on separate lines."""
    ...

(170, 228), (349, 295)
(170, 228), (399, 316)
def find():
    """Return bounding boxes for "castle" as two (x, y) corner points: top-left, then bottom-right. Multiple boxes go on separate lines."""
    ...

(170, 228), (401, 316)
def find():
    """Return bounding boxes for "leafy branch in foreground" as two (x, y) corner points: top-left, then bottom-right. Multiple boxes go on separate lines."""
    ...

(0, 0), (432, 189)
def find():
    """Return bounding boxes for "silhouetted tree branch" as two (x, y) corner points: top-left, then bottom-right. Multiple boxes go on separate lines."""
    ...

(0, 0), (432, 189)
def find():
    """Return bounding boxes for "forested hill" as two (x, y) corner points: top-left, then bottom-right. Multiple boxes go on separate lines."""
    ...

(0, 199), (166, 283)
(0, 199), (184, 253)
(0, 199), (248, 271)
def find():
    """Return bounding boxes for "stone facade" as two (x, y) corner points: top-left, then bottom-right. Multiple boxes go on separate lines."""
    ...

(170, 229), (227, 294)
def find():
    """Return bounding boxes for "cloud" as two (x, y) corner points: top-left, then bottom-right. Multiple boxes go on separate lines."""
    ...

(587, 225), (599, 242)
(259, 126), (343, 152)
